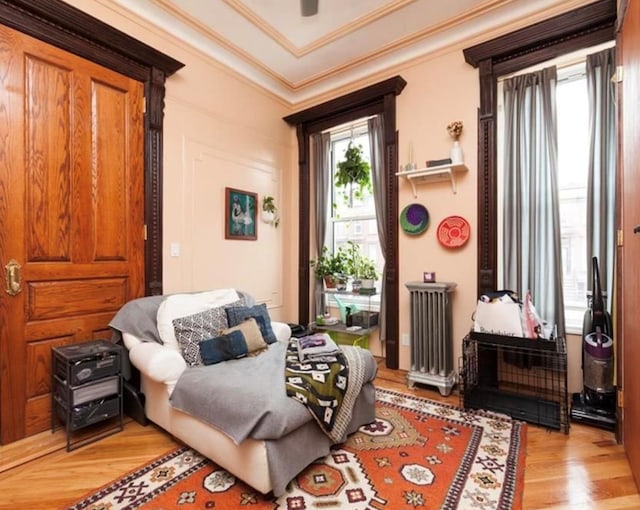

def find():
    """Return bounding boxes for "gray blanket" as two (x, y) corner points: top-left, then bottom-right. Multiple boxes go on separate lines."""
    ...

(170, 341), (377, 442)
(169, 340), (377, 495)
(171, 342), (310, 442)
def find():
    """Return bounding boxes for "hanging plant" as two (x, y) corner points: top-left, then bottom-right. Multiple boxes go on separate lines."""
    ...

(261, 195), (279, 227)
(335, 142), (372, 207)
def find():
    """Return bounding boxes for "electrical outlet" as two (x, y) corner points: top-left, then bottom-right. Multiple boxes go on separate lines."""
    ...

(401, 333), (410, 346)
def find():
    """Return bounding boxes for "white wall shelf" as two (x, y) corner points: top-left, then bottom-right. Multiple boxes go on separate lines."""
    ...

(396, 163), (468, 196)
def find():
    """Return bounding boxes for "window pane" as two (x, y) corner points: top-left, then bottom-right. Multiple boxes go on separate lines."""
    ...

(557, 75), (589, 330)
(334, 219), (384, 276)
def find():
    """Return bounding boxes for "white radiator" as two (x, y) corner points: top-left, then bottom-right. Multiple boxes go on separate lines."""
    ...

(405, 281), (457, 395)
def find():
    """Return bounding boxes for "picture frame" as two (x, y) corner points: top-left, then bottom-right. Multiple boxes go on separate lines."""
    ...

(225, 187), (257, 240)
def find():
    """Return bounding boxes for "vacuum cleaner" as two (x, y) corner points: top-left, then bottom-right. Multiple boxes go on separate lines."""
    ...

(570, 257), (617, 430)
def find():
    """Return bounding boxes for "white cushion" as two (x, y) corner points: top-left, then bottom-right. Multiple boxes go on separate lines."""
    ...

(129, 341), (187, 384)
(271, 321), (292, 343)
(156, 289), (240, 351)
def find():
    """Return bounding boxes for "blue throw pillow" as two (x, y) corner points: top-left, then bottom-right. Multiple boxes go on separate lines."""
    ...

(226, 303), (277, 344)
(200, 330), (248, 365)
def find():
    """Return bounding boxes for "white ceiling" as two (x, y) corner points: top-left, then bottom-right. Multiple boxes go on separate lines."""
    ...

(114, 0), (593, 104)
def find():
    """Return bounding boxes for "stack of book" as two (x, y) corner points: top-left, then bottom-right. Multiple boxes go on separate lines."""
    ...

(297, 333), (340, 363)
(426, 158), (452, 168)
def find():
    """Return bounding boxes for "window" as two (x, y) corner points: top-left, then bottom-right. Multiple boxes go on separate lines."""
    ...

(326, 120), (383, 310)
(557, 65), (589, 330)
(497, 52), (609, 333)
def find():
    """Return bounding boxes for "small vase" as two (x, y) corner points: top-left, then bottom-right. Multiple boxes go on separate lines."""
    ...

(450, 140), (464, 164)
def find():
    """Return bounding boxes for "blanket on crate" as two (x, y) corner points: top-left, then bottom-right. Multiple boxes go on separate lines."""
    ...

(284, 336), (368, 443)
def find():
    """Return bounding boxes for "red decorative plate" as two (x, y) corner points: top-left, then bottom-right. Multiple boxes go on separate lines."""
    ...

(437, 215), (470, 248)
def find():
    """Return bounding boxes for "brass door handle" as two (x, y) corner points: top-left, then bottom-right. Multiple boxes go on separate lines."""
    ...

(5, 259), (22, 296)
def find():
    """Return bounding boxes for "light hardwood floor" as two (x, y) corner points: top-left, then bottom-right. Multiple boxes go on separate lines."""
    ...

(0, 361), (638, 510)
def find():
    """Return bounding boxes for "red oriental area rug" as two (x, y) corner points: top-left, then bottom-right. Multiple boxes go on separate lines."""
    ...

(65, 388), (526, 510)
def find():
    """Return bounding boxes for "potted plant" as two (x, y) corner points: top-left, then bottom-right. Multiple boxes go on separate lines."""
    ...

(343, 241), (360, 290)
(310, 246), (348, 289)
(335, 142), (372, 207)
(343, 241), (379, 292)
(358, 258), (379, 289)
(261, 195), (279, 227)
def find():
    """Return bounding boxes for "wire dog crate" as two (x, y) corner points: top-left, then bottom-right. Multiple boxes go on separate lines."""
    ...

(460, 331), (569, 433)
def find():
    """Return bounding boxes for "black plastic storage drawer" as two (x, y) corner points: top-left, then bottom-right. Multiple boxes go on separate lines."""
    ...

(54, 341), (121, 385)
(55, 395), (120, 432)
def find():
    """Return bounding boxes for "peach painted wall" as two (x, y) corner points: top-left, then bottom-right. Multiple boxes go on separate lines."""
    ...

(393, 51), (479, 374)
(64, 0), (299, 323)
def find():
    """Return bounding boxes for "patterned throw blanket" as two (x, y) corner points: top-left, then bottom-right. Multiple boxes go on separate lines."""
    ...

(284, 337), (367, 443)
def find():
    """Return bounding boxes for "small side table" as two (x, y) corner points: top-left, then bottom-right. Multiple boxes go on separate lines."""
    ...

(51, 339), (124, 451)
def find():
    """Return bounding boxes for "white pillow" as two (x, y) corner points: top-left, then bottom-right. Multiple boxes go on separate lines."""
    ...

(156, 289), (240, 351)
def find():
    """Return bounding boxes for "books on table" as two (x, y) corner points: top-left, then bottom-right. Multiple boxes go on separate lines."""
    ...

(297, 333), (340, 363)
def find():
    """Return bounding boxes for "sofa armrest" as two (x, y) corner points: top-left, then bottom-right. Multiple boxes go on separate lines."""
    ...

(128, 341), (187, 384)
(272, 321), (292, 343)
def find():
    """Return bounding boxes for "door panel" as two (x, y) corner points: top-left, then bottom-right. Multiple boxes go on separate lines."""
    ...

(619, 0), (640, 488)
(27, 278), (128, 320)
(0, 25), (144, 443)
(25, 55), (72, 263)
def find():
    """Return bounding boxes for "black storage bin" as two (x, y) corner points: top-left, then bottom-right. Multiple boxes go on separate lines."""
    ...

(55, 395), (120, 431)
(54, 341), (121, 385)
(351, 311), (379, 328)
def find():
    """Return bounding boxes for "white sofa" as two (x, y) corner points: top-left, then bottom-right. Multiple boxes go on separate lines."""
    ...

(110, 289), (377, 496)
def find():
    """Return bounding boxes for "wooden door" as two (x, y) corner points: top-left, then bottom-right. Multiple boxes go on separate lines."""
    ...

(618, 0), (640, 489)
(0, 25), (144, 444)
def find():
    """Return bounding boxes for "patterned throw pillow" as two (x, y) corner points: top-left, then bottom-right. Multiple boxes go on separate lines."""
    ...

(222, 317), (268, 354)
(173, 301), (242, 366)
(157, 291), (244, 351)
(226, 303), (277, 344)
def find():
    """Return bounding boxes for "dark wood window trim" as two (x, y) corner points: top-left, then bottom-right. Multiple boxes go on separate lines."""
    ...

(284, 76), (406, 369)
(462, 0), (616, 297)
(0, 0), (185, 296)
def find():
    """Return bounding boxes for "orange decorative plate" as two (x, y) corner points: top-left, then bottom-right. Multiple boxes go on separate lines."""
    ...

(437, 215), (470, 248)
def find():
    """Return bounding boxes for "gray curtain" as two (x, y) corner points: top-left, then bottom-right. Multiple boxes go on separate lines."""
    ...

(368, 115), (387, 341)
(503, 66), (566, 338)
(586, 47), (616, 313)
(312, 132), (332, 317)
